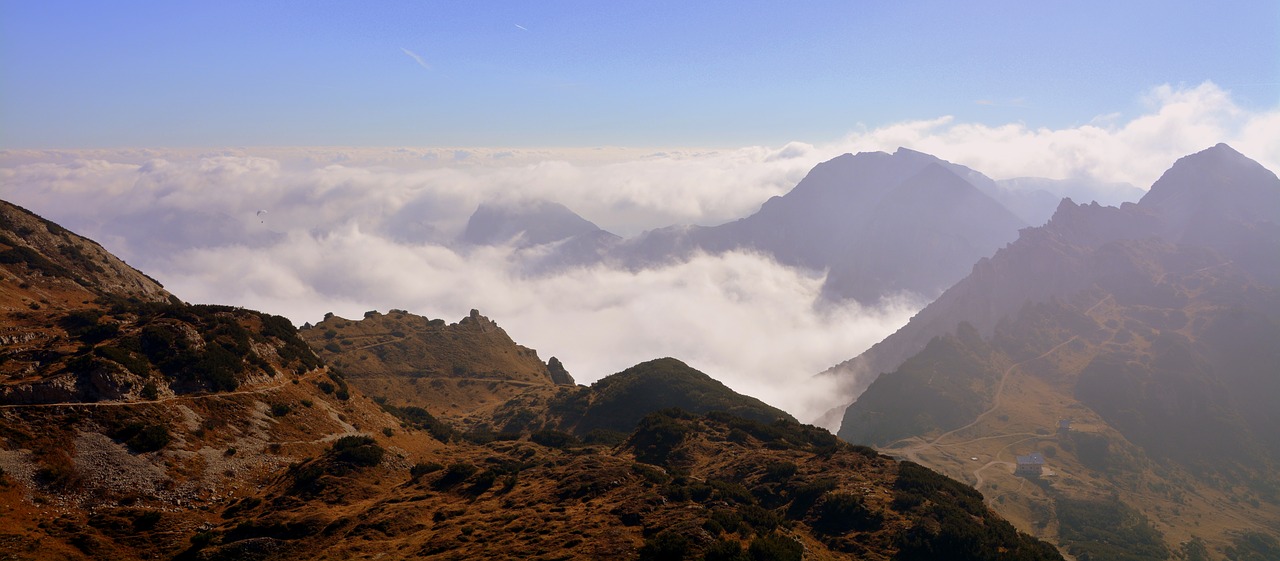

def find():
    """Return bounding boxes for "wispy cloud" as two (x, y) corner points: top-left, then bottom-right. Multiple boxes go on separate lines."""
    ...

(399, 47), (430, 70)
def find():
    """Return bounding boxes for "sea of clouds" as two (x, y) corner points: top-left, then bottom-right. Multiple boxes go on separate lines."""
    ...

(2, 82), (1276, 425)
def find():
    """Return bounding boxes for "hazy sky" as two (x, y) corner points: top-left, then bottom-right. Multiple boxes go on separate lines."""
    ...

(2, 1), (1277, 148)
(3, 1), (1279, 423)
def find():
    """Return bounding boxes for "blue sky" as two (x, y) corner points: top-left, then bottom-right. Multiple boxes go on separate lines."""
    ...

(2, 0), (1277, 148)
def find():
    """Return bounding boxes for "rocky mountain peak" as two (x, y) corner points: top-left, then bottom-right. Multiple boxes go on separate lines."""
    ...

(1139, 143), (1280, 222)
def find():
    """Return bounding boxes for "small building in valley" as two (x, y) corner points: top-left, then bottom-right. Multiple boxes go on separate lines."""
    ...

(1015, 452), (1045, 478)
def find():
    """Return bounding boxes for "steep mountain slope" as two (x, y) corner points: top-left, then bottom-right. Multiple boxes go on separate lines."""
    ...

(821, 144), (1280, 410)
(831, 144), (1280, 558)
(0, 200), (422, 560)
(1, 200), (172, 306)
(821, 162), (1029, 303)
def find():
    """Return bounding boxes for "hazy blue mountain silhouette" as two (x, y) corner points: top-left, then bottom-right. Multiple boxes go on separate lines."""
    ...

(459, 148), (1153, 308)
(824, 143), (1280, 429)
(612, 148), (1028, 305)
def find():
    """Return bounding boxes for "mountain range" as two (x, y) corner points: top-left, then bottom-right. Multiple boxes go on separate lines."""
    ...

(460, 148), (1139, 307)
(2, 142), (1276, 560)
(0, 199), (1063, 559)
(830, 144), (1280, 559)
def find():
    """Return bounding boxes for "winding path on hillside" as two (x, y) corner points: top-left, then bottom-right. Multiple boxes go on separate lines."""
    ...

(889, 334), (1079, 465)
(896, 292), (1116, 453)
(886, 294), (1113, 468)
(0, 368), (327, 410)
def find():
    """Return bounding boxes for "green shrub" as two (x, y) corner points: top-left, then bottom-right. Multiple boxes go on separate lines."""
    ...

(815, 492), (882, 534)
(748, 533), (802, 561)
(764, 461), (797, 481)
(638, 531), (691, 561)
(704, 539), (749, 561)
(381, 404), (456, 442)
(330, 435), (383, 467)
(531, 429), (580, 449)
(738, 504), (782, 534)
(1226, 531), (1280, 561)
(466, 469), (499, 495)
(709, 509), (744, 534)
(629, 411), (692, 465)
(786, 478), (837, 519)
(433, 463), (478, 490)
(115, 423), (170, 453)
(95, 346), (150, 376)
(1056, 496), (1168, 561)
(709, 479), (756, 505)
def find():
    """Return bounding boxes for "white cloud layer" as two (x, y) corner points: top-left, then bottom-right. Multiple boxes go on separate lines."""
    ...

(833, 82), (1280, 188)
(1, 81), (1276, 424)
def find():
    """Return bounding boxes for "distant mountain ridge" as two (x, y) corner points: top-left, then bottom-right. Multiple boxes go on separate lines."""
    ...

(830, 144), (1280, 557)
(465, 148), (1120, 307)
(821, 143), (1280, 403)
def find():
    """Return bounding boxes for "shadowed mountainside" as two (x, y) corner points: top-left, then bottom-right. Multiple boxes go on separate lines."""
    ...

(831, 144), (1280, 558)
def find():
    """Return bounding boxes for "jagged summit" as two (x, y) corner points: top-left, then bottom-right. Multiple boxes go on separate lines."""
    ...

(826, 145), (1280, 556)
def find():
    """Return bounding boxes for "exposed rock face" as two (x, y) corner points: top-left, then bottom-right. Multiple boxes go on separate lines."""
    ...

(546, 356), (575, 386)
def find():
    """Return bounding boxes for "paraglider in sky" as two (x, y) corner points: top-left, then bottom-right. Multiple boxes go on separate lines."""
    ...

(256, 209), (267, 224)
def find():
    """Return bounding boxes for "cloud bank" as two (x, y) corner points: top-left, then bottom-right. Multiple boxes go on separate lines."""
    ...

(2, 82), (1276, 424)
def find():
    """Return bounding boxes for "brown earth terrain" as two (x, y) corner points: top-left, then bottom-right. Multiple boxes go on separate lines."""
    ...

(0, 198), (1065, 560)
